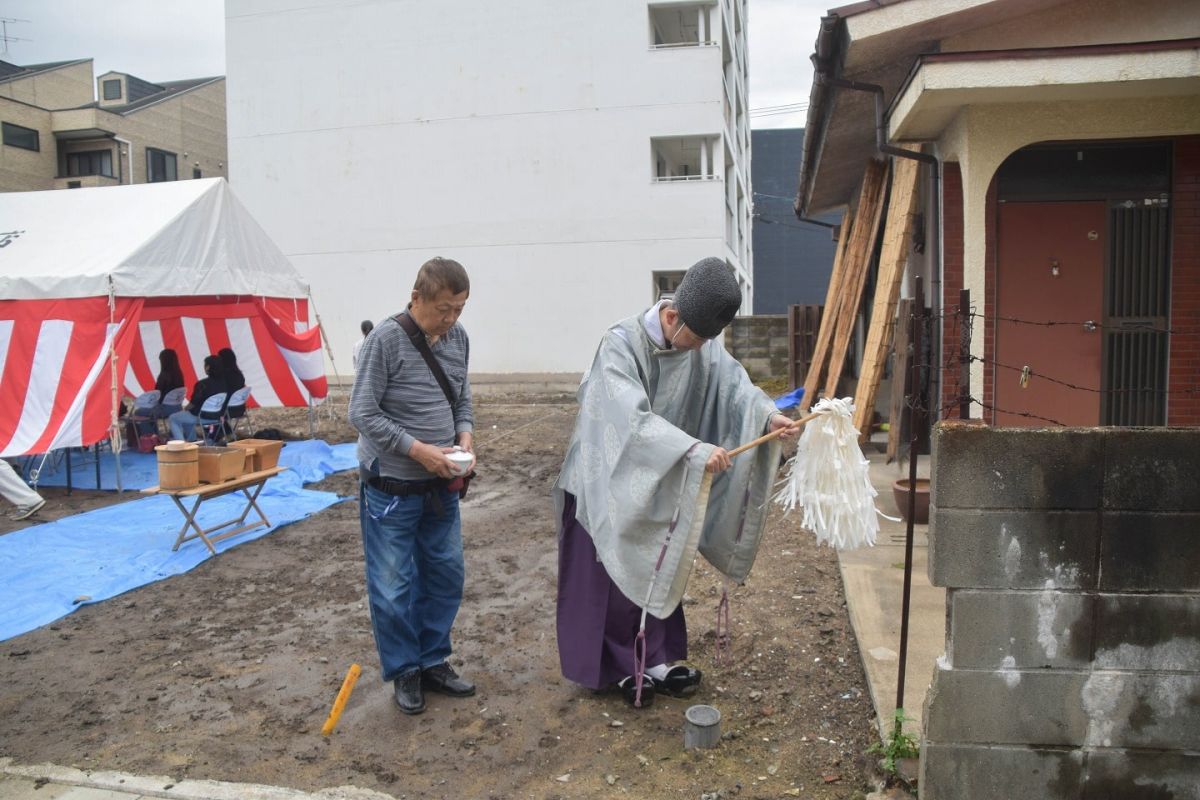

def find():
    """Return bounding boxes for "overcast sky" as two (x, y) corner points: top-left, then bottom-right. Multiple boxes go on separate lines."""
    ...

(2, 0), (828, 129)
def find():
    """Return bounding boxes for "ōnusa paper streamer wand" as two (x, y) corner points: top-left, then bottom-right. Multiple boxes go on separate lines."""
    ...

(732, 397), (886, 550)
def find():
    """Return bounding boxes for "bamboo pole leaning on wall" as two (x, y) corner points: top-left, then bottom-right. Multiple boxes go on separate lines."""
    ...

(799, 208), (854, 411)
(853, 148), (924, 440)
(822, 158), (890, 400)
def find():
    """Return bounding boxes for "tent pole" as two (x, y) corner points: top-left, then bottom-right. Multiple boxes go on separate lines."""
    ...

(307, 290), (346, 420)
(108, 278), (124, 493)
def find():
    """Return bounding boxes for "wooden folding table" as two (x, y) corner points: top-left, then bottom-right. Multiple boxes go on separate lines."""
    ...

(143, 466), (286, 555)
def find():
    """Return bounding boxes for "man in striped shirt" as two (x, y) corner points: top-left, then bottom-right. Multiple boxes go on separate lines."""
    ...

(349, 257), (476, 716)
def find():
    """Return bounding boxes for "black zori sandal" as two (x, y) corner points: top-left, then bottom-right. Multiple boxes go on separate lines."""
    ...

(618, 674), (656, 708)
(658, 665), (702, 697)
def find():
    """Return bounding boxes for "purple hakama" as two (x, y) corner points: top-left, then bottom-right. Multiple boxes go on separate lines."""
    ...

(556, 492), (688, 689)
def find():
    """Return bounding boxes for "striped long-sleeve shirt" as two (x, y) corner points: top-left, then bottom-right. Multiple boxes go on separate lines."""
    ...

(348, 311), (473, 480)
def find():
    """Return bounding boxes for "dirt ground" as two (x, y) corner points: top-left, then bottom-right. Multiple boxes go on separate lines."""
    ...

(0, 394), (880, 799)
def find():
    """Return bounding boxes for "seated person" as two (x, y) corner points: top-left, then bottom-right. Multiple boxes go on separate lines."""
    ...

(219, 348), (246, 394)
(168, 356), (227, 442)
(134, 348), (186, 434)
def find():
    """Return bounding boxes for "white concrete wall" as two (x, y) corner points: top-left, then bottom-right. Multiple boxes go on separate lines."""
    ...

(226, 0), (749, 375)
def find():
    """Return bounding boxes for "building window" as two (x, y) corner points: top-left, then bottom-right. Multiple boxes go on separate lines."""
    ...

(651, 136), (718, 182)
(67, 149), (114, 178)
(193, 167), (202, 179)
(102, 79), (122, 100)
(649, 4), (713, 47)
(2, 122), (39, 151)
(653, 271), (686, 302)
(146, 148), (177, 182)
(67, 180), (82, 189)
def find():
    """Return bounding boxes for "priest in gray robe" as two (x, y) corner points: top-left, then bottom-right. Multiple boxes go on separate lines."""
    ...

(553, 257), (796, 707)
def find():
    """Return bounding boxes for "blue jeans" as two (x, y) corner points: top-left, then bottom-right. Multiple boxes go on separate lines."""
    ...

(168, 409), (201, 441)
(360, 481), (464, 682)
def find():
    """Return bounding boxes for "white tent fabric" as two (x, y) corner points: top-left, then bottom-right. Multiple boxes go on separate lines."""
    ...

(0, 178), (309, 300)
(0, 179), (326, 459)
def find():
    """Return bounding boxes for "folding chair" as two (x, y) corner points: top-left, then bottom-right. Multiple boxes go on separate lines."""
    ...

(194, 392), (229, 444)
(224, 386), (253, 441)
(128, 390), (162, 439)
(158, 387), (187, 438)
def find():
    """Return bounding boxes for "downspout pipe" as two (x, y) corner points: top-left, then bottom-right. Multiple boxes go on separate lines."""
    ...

(814, 73), (944, 422)
(113, 135), (133, 184)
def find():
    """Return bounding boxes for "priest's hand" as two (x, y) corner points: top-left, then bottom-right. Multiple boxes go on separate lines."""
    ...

(769, 414), (800, 439)
(706, 447), (732, 473)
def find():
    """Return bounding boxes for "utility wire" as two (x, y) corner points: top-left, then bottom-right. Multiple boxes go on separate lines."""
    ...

(748, 101), (808, 113)
(749, 107), (809, 119)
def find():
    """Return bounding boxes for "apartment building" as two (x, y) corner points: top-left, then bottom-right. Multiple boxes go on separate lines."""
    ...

(0, 58), (226, 192)
(226, 0), (751, 375)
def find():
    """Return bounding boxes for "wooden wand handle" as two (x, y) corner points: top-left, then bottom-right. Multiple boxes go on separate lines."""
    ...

(728, 410), (822, 458)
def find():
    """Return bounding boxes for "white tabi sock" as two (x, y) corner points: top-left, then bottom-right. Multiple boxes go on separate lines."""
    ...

(646, 663), (670, 681)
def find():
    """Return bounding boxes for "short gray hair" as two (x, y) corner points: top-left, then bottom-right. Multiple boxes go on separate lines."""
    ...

(413, 257), (470, 299)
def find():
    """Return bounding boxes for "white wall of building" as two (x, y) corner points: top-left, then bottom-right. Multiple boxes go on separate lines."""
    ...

(226, 0), (750, 374)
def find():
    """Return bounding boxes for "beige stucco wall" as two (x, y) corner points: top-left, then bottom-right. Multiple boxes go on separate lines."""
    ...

(943, 0), (1200, 52)
(938, 93), (1200, 405)
(0, 61), (94, 109)
(0, 98), (56, 191)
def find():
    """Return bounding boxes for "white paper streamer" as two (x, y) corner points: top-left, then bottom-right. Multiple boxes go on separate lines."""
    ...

(772, 396), (885, 550)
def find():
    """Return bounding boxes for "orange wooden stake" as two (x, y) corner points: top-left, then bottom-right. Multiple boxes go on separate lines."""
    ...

(321, 663), (362, 736)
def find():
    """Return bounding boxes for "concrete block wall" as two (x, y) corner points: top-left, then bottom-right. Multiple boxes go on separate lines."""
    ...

(921, 423), (1200, 800)
(724, 314), (789, 382)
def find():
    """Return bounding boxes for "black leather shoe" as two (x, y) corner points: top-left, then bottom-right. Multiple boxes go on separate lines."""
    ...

(617, 675), (655, 708)
(421, 662), (476, 697)
(394, 671), (425, 715)
(658, 665), (702, 697)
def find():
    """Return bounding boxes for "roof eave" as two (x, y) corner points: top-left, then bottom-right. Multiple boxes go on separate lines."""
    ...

(795, 15), (848, 218)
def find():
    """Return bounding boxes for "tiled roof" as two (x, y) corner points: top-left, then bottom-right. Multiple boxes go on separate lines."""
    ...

(0, 58), (91, 84)
(104, 76), (224, 113)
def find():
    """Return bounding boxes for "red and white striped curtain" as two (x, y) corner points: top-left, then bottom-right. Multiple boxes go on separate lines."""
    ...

(0, 296), (327, 458)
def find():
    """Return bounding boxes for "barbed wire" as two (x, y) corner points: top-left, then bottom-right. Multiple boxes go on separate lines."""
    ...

(875, 301), (1195, 431)
(985, 312), (1175, 335)
(923, 393), (1070, 427)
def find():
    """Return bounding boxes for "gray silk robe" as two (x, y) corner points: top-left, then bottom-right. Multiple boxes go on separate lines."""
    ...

(553, 312), (781, 619)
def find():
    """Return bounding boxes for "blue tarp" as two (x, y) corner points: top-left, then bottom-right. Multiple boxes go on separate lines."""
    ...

(30, 440), (358, 492)
(0, 439), (359, 642)
(774, 386), (806, 411)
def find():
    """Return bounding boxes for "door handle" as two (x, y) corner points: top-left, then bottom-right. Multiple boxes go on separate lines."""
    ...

(1083, 320), (1097, 332)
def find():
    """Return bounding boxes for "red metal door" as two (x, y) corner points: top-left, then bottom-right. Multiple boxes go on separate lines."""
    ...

(994, 201), (1105, 426)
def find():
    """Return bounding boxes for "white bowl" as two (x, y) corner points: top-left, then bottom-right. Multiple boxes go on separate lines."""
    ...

(446, 449), (474, 476)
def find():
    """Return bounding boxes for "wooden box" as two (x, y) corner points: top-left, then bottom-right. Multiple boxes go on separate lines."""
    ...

(197, 446), (246, 484)
(229, 438), (283, 473)
(155, 443), (200, 490)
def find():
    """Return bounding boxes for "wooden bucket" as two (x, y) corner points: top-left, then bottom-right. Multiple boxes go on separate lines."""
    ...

(156, 443), (200, 490)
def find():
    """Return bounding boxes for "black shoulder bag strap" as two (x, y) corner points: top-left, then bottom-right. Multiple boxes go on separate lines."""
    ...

(393, 313), (475, 500)
(393, 312), (457, 407)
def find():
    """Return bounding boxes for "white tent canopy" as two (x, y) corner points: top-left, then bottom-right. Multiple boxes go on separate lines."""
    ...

(0, 179), (327, 459)
(0, 178), (309, 300)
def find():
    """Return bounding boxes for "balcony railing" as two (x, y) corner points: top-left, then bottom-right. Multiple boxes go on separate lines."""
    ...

(650, 40), (717, 50)
(654, 173), (719, 183)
